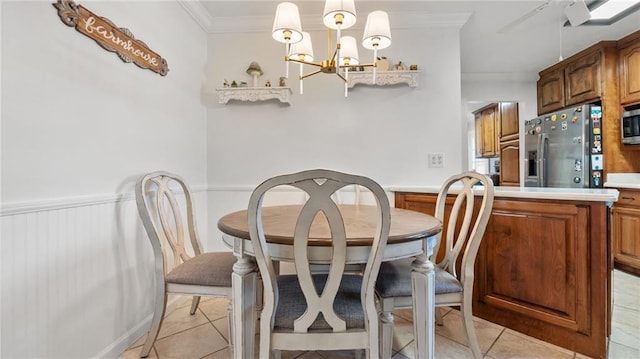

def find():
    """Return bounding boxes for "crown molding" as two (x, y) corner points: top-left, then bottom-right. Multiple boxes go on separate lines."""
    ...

(462, 72), (538, 82)
(177, 0), (213, 32)
(177, 2), (471, 34)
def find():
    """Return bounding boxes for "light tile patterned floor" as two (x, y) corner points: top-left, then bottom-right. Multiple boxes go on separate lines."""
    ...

(122, 270), (640, 358)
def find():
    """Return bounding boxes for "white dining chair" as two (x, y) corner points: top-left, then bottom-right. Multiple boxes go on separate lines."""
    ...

(375, 171), (495, 359)
(247, 169), (391, 359)
(135, 171), (235, 357)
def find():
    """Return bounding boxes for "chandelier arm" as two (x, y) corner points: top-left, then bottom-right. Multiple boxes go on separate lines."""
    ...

(331, 47), (339, 64)
(300, 69), (323, 80)
(336, 72), (347, 83)
(338, 62), (376, 70)
(288, 58), (323, 68)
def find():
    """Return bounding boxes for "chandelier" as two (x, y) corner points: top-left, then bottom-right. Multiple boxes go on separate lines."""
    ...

(272, 0), (392, 96)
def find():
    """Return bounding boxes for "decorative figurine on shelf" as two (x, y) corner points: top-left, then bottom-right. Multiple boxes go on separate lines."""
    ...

(231, 80), (238, 87)
(395, 61), (406, 71)
(279, 77), (286, 87)
(246, 61), (263, 88)
(376, 56), (389, 71)
(239, 81), (248, 87)
(265, 80), (271, 87)
(223, 79), (230, 87)
(410, 64), (418, 71)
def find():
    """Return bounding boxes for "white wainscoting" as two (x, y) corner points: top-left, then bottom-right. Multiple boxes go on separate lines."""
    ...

(0, 188), (208, 358)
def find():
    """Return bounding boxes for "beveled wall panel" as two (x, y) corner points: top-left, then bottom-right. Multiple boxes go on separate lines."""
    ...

(478, 202), (589, 333)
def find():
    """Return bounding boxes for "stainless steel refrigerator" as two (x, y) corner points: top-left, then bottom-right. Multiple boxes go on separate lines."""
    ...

(524, 104), (604, 188)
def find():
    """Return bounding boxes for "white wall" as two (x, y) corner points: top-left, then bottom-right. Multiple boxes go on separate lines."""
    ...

(1, 1), (208, 357)
(204, 26), (465, 250)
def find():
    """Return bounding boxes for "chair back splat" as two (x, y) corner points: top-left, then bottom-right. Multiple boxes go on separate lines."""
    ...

(248, 169), (391, 358)
(432, 172), (494, 286)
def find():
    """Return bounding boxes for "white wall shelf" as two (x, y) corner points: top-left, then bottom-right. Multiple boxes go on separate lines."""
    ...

(347, 70), (419, 88)
(216, 87), (292, 105)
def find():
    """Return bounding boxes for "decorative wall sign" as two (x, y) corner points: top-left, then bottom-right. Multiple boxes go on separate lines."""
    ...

(53, 0), (169, 76)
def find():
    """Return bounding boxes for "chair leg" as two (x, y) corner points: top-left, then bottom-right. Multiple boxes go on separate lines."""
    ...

(226, 299), (234, 350)
(435, 307), (444, 326)
(259, 313), (272, 359)
(140, 293), (168, 358)
(189, 296), (201, 315)
(379, 308), (394, 359)
(461, 301), (482, 359)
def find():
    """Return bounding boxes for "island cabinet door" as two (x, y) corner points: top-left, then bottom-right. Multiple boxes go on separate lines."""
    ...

(612, 189), (640, 274)
(474, 198), (610, 359)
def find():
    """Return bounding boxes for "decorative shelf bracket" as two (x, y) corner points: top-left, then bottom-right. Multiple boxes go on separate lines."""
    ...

(216, 87), (292, 105)
(347, 70), (419, 88)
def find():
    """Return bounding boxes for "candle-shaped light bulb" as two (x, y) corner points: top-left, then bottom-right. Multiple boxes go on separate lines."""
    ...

(344, 67), (349, 97)
(299, 63), (304, 95)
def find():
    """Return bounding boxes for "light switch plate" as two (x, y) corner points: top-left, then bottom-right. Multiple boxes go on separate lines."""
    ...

(428, 153), (445, 168)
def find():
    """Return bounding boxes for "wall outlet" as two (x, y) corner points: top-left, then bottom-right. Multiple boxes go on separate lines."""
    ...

(428, 153), (445, 168)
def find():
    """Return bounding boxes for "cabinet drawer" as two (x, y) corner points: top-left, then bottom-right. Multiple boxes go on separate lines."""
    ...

(617, 189), (640, 206)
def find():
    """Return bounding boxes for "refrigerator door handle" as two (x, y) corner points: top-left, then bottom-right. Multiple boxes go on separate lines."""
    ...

(538, 133), (548, 187)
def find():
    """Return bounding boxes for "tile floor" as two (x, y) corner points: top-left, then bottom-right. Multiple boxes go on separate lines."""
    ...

(122, 270), (640, 359)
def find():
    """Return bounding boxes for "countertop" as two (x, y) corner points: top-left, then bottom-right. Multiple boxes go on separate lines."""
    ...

(390, 186), (619, 203)
(604, 173), (640, 189)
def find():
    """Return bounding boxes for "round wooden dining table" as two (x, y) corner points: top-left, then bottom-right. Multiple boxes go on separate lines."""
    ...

(217, 204), (442, 359)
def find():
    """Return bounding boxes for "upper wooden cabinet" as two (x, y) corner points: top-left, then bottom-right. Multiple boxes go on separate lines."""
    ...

(475, 102), (520, 158)
(474, 104), (498, 158)
(564, 50), (602, 106)
(499, 102), (519, 142)
(618, 30), (640, 106)
(537, 42), (617, 115)
(537, 68), (565, 114)
(474, 112), (483, 158)
(482, 106), (498, 157)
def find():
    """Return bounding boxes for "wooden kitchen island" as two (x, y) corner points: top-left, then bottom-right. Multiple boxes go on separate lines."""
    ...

(392, 186), (619, 359)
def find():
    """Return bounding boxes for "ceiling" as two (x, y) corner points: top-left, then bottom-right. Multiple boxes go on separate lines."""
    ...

(192, 0), (640, 76)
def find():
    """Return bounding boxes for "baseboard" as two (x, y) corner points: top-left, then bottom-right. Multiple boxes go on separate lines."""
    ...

(96, 296), (188, 358)
(97, 313), (152, 359)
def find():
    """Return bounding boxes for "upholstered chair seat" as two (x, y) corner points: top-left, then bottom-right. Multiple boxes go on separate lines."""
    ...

(274, 274), (364, 330)
(165, 252), (235, 287)
(376, 258), (463, 298)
